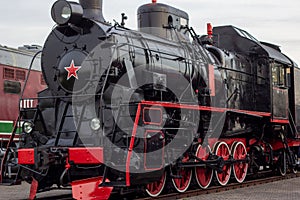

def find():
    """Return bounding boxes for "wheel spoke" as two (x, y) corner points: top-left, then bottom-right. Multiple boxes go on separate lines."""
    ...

(232, 142), (248, 183)
(146, 172), (166, 197)
(214, 142), (231, 186)
(195, 145), (213, 189)
(278, 150), (287, 176)
(172, 155), (192, 193)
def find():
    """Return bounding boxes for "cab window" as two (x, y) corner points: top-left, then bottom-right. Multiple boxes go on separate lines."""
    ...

(272, 63), (287, 87)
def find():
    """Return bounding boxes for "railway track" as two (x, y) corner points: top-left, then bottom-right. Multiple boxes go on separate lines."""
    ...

(137, 172), (300, 200)
(36, 194), (72, 200)
(31, 172), (299, 200)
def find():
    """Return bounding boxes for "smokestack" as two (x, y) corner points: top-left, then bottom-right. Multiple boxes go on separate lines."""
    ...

(79, 0), (105, 22)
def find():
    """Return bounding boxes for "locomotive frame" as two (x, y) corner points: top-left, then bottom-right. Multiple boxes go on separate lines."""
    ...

(1, 0), (300, 199)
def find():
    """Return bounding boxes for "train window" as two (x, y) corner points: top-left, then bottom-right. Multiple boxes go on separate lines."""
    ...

(3, 68), (15, 79)
(16, 70), (26, 81)
(234, 27), (259, 42)
(272, 63), (286, 86)
(4, 80), (21, 94)
(278, 67), (285, 85)
(272, 66), (278, 85)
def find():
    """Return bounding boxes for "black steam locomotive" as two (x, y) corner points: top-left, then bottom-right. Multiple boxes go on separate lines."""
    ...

(1, 0), (300, 199)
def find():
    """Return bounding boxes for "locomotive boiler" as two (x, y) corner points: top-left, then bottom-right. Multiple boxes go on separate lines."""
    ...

(1, 0), (300, 199)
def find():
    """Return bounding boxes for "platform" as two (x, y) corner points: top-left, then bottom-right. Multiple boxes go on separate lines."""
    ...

(186, 177), (300, 200)
(0, 177), (299, 199)
(0, 183), (71, 200)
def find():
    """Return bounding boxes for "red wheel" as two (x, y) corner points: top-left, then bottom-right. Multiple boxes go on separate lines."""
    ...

(171, 155), (192, 193)
(194, 145), (213, 189)
(231, 142), (248, 183)
(146, 171), (166, 197)
(213, 142), (231, 186)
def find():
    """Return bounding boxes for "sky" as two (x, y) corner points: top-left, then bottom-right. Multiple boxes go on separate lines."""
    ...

(0, 0), (299, 64)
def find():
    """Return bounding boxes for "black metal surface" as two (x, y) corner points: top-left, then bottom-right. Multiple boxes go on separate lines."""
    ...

(292, 68), (300, 135)
(3, 1), (300, 198)
(41, 19), (106, 96)
(51, 1), (83, 25)
(138, 3), (189, 40)
(213, 25), (292, 65)
(79, 0), (105, 22)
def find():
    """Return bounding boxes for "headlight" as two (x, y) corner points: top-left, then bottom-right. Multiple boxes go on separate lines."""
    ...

(51, 0), (83, 25)
(90, 118), (101, 131)
(23, 121), (34, 134)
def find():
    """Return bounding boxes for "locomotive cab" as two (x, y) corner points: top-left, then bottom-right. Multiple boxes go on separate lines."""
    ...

(291, 65), (300, 138)
(213, 25), (293, 118)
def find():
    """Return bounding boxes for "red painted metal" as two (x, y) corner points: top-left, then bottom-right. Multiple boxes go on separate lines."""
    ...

(28, 177), (38, 200)
(18, 148), (35, 165)
(270, 141), (284, 151)
(271, 119), (289, 124)
(152, 0), (157, 3)
(140, 101), (271, 117)
(65, 60), (81, 80)
(143, 107), (162, 126)
(215, 138), (247, 149)
(141, 100), (223, 111)
(195, 145), (213, 189)
(126, 103), (142, 186)
(207, 138), (219, 148)
(71, 177), (113, 200)
(287, 139), (300, 147)
(69, 147), (104, 164)
(171, 154), (192, 193)
(172, 168), (192, 192)
(231, 142), (248, 183)
(0, 65), (45, 123)
(214, 142), (231, 186)
(65, 157), (71, 169)
(271, 139), (300, 151)
(207, 23), (213, 38)
(146, 171), (166, 197)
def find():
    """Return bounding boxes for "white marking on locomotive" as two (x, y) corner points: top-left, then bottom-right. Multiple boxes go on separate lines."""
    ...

(20, 99), (34, 109)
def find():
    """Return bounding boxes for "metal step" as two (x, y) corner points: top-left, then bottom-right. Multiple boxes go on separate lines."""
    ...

(100, 181), (126, 187)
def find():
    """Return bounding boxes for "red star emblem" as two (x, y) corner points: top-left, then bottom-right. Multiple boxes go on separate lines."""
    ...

(64, 60), (81, 80)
